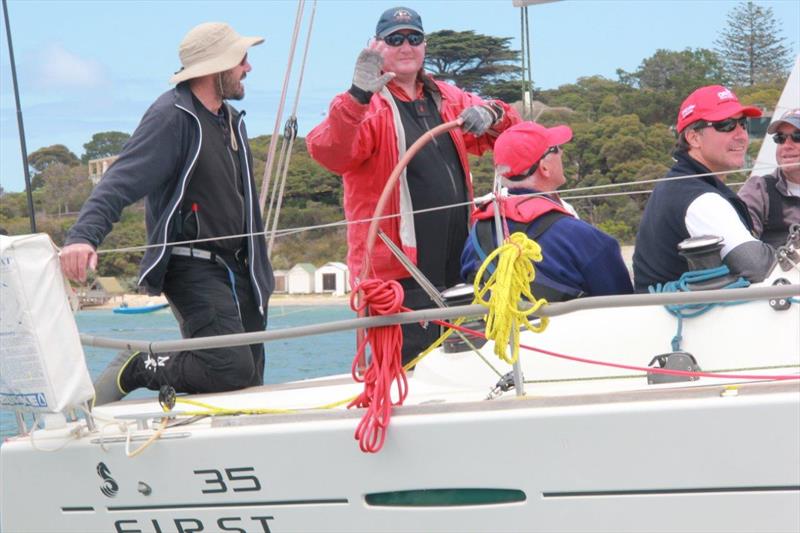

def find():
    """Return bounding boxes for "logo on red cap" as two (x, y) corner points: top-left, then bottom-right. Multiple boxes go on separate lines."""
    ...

(676, 85), (762, 133)
(681, 104), (696, 120)
(716, 88), (735, 101)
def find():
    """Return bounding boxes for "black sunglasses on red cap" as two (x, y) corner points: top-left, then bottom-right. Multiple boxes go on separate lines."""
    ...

(382, 31), (425, 47)
(506, 146), (561, 182)
(691, 116), (748, 133)
(773, 131), (800, 144)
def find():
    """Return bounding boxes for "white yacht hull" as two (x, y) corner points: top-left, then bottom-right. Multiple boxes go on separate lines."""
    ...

(2, 268), (799, 532)
(2, 380), (798, 533)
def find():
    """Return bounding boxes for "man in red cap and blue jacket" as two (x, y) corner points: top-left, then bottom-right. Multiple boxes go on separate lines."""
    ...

(461, 122), (633, 300)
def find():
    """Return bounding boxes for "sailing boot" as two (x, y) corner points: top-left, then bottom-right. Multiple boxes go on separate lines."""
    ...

(92, 350), (140, 406)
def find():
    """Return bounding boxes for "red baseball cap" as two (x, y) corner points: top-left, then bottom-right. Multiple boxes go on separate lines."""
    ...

(494, 121), (573, 178)
(676, 85), (762, 133)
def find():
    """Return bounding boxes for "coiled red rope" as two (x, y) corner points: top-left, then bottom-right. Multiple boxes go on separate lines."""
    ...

(345, 119), (461, 453)
(348, 279), (409, 453)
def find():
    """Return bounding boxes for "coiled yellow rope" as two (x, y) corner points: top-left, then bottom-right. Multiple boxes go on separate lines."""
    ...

(472, 231), (549, 364)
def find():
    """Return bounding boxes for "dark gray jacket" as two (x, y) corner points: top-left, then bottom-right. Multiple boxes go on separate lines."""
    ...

(66, 83), (274, 312)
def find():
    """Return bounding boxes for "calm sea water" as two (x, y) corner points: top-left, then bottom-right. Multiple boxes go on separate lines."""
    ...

(1, 304), (356, 439)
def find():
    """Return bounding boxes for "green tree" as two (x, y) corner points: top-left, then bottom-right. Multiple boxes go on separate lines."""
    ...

(39, 163), (92, 216)
(481, 79), (532, 104)
(96, 210), (146, 279)
(714, 1), (793, 86)
(0, 191), (29, 220)
(538, 76), (631, 123)
(27, 144), (80, 188)
(618, 49), (727, 92)
(617, 48), (727, 125)
(424, 30), (519, 94)
(81, 131), (130, 163)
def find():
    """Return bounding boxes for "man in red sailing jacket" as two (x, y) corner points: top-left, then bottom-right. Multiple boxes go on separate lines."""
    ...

(461, 122), (633, 299)
(307, 6), (520, 363)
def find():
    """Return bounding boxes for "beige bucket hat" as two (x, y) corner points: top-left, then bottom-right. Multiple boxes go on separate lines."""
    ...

(170, 22), (264, 84)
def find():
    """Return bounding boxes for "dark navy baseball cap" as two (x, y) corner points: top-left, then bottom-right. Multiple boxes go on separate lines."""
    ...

(376, 7), (424, 38)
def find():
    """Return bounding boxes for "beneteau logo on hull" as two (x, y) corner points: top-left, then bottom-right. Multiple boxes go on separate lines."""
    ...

(97, 462), (119, 498)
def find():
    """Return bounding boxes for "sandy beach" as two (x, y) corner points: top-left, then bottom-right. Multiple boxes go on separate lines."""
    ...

(89, 292), (349, 310)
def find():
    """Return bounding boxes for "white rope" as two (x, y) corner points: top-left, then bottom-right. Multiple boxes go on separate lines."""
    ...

(266, 1), (317, 258)
(258, 0), (306, 215)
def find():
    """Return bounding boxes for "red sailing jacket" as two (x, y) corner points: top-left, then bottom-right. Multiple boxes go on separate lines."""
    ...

(307, 75), (519, 284)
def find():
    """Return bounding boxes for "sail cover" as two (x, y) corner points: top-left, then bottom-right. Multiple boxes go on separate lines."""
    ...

(0, 234), (94, 413)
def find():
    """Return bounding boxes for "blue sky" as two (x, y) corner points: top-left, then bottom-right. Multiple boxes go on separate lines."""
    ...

(1, 0), (799, 192)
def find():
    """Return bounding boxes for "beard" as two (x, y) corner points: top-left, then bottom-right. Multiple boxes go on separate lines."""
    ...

(219, 70), (245, 101)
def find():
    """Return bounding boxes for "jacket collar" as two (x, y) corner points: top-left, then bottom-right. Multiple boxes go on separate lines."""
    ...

(386, 71), (442, 103)
(670, 151), (728, 191)
(508, 186), (563, 205)
(173, 82), (241, 120)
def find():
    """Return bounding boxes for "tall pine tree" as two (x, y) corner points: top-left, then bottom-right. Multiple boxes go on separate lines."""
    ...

(714, 1), (793, 86)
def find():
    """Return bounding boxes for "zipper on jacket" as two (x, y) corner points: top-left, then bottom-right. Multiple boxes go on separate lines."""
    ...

(226, 145), (246, 236)
(138, 103), (203, 287)
(420, 114), (460, 197)
(236, 112), (265, 315)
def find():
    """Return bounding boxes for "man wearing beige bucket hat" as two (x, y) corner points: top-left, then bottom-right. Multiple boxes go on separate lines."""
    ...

(60, 22), (275, 405)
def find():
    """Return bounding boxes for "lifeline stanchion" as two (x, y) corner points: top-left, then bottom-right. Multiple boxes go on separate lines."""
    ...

(491, 174), (524, 396)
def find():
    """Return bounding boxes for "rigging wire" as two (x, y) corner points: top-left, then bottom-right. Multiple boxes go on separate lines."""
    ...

(266, 0), (317, 258)
(90, 162), (797, 257)
(258, 0), (305, 216)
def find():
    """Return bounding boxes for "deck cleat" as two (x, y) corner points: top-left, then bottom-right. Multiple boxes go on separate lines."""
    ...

(647, 352), (701, 384)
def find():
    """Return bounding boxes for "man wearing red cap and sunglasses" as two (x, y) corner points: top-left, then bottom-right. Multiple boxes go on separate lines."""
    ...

(461, 122), (633, 300)
(307, 6), (520, 365)
(633, 85), (776, 292)
(739, 108), (800, 247)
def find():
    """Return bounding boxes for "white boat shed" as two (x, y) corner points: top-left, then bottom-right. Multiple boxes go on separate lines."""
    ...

(314, 262), (350, 295)
(272, 269), (288, 294)
(287, 263), (316, 294)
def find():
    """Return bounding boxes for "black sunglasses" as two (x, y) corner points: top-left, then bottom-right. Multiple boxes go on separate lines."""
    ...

(693, 117), (748, 133)
(773, 131), (800, 144)
(382, 31), (425, 47)
(507, 146), (561, 181)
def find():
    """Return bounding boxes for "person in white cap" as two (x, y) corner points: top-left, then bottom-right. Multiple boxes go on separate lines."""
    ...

(60, 22), (274, 405)
(739, 108), (800, 247)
